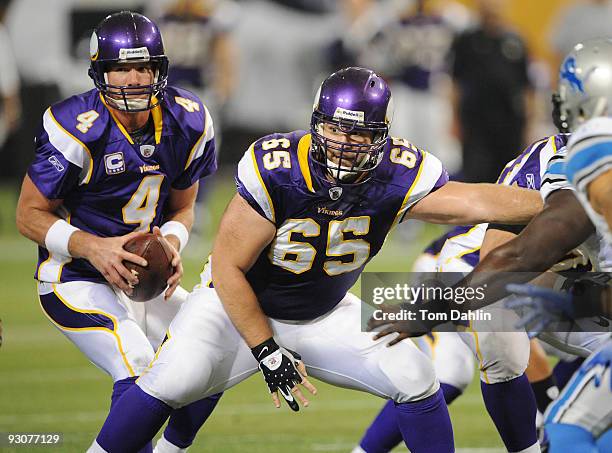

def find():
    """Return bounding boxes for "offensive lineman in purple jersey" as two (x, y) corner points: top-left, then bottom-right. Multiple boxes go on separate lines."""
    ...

(15, 11), (221, 453)
(88, 67), (543, 453)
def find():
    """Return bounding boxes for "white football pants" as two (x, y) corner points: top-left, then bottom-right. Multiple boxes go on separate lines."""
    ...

(136, 287), (439, 408)
(37, 280), (187, 382)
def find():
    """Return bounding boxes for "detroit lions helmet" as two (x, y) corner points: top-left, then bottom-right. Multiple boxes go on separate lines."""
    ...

(553, 38), (612, 132)
(89, 11), (169, 112)
(310, 67), (393, 185)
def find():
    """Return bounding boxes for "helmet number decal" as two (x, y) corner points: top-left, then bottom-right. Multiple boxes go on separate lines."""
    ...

(122, 175), (164, 232)
(262, 138), (292, 170)
(76, 110), (100, 134)
(175, 96), (200, 113)
(390, 137), (418, 169)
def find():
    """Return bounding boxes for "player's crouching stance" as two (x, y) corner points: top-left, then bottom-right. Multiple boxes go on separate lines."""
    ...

(16, 11), (222, 453)
(88, 67), (543, 453)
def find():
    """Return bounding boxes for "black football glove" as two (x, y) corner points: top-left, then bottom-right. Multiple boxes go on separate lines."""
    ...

(251, 338), (304, 411)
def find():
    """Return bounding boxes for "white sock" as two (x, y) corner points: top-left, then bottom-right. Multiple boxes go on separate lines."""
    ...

(86, 440), (108, 453)
(535, 410), (544, 428)
(511, 441), (541, 453)
(153, 435), (188, 453)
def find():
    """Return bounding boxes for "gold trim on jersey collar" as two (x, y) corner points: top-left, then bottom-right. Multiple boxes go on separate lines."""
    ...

(99, 93), (163, 145)
(297, 133), (314, 192)
(151, 99), (163, 144)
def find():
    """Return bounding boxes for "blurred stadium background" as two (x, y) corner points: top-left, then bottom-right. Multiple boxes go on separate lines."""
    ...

(0, 0), (600, 451)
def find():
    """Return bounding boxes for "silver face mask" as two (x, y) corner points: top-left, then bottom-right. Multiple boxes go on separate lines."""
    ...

(555, 38), (612, 132)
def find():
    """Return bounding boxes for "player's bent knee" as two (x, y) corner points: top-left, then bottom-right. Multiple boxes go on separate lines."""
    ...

(480, 357), (528, 384)
(138, 369), (210, 409)
(440, 354), (474, 391)
(432, 335), (475, 391)
(476, 332), (530, 383)
(128, 352), (156, 378)
(137, 343), (217, 409)
(378, 343), (438, 403)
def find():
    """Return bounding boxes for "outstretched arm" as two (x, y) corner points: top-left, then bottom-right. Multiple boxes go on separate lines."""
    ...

(372, 189), (595, 342)
(406, 181), (543, 225)
(461, 189), (593, 310)
(470, 190), (592, 272)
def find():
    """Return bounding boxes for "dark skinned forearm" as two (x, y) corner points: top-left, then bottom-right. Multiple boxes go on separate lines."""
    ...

(460, 190), (594, 311)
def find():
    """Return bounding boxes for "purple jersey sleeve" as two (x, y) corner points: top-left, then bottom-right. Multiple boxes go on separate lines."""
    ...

(171, 103), (217, 189)
(234, 131), (311, 226)
(393, 145), (448, 224)
(27, 108), (92, 199)
(235, 174), (268, 220)
(235, 141), (276, 223)
(433, 168), (449, 190)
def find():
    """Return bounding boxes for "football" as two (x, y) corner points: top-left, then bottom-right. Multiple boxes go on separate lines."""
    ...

(123, 233), (174, 302)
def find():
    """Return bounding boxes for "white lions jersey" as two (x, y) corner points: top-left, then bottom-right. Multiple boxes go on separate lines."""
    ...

(566, 117), (612, 245)
(541, 129), (612, 272)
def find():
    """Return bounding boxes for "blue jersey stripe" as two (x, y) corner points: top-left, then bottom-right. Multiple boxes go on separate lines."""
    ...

(565, 141), (612, 185)
(545, 356), (601, 424)
(543, 161), (566, 181)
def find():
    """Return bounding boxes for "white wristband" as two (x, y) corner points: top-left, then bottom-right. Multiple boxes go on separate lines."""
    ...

(160, 221), (189, 253)
(45, 219), (80, 257)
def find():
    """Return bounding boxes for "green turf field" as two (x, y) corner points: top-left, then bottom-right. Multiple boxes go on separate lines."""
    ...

(0, 175), (505, 452)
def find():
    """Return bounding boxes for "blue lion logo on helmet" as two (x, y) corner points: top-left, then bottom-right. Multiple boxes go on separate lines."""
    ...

(560, 57), (584, 93)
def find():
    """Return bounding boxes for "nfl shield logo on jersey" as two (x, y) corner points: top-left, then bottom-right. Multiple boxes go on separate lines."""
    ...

(140, 145), (155, 158)
(329, 186), (343, 200)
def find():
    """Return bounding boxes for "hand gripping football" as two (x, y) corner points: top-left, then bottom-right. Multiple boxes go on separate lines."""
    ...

(123, 233), (174, 301)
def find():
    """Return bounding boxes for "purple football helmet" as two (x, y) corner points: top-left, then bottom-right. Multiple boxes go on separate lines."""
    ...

(311, 67), (393, 185)
(89, 11), (169, 112)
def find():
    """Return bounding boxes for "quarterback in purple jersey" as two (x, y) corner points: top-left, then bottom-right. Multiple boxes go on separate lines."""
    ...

(16, 11), (221, 453)
(88, 67), (542, 453)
